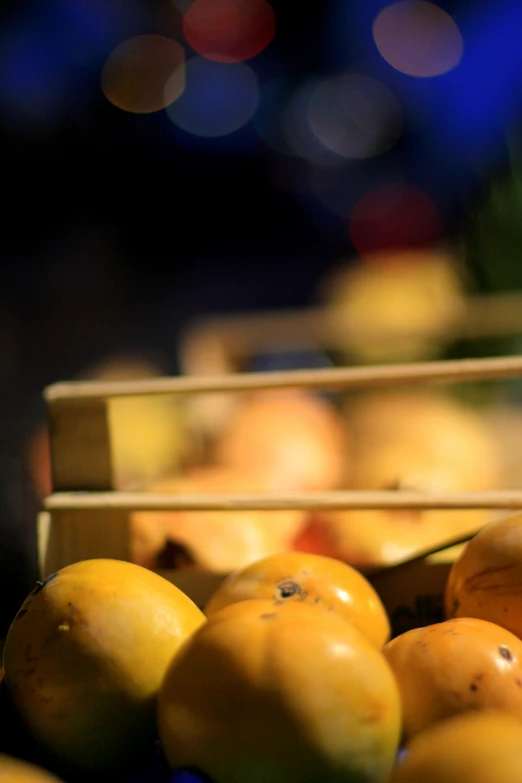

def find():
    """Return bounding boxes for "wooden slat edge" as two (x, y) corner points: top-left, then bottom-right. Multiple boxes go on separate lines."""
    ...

(43, 488), (522, 512)
(43, 354), (522, 402)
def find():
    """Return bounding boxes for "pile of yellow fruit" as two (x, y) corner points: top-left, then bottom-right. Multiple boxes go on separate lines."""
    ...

(4, 510), (522, 782)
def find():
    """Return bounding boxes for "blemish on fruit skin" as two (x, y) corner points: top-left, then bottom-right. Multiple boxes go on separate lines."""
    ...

(451, 598), (459, 615)
(470, 683), (478, 691)
(499, 645), (513, 661)
(15, 608), (28, 621)
(515, 678), (522, 688)
(260, 613), (276, 620)
(58, 623), (70, 632)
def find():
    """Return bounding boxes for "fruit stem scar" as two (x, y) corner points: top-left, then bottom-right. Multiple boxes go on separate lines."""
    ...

(277, 581), (301, 599)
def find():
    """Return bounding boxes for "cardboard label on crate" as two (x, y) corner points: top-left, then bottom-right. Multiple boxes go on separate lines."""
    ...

(370, 558), (453, 638)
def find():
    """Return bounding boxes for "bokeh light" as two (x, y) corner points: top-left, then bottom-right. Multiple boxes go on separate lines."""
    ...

(282, 78), (337, 161)
(373, 1), (463, 78)
(165, 57), (259, 137)
(348, 182), (443, 257)
(182, 0), (276, 63)
(101, 35), (185, 114)
(307, 73), (403, 159)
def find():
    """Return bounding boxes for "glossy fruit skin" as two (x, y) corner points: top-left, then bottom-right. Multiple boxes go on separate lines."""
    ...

(2, 559), (205, 777)
(445, 513), (522, 638)
(389, 711), (522, 783)
(382, 616), (522, 742)
(204, 550), (390, 648)
(158, 598), (401, 783)
(0, 754), (65, 783)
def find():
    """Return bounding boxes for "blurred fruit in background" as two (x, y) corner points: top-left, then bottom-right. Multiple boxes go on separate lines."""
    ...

(82, 355), (190, 489)
(131, 466), (306, 572)
(345, 389), (499, 492)
(321, 248), (466, 364)
(213, 389), (349, 492)
(485, 403), (522, 488)
(295, 389), (499, 565)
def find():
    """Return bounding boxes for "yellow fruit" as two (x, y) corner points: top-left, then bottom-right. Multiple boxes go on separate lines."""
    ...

(445, 513), (522, 639)
(158, 599), (401, 783)
(204, 550), (390, 648)
(0, 754), (64, 783)
(346, 390), (499, 494)
(2, 559), (205, 776)
(382, 617), (522, 742)
(390, 711), (522, 783)
(311, 390), (499, 565)
(131, 467), (305, 572)
(214, 389), (349, 492)
(322, 250), (465, 363)
(82, 356), (187, 489)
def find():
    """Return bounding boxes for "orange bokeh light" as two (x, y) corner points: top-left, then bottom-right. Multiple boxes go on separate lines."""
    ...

(183, 0), (276, 63)
(101, 35), (185, 114)
(373, 1), (463, 78)
(348, 182), (443, 258)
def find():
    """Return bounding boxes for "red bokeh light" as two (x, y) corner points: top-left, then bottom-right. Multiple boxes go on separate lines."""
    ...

(183, 0), (276, 64)
(348, 183), (443, 258)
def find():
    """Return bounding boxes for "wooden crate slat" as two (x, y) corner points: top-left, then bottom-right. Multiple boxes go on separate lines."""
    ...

(39, 509), (131, 577)
(44, 354), (522, 403)
(48, 398), (114, 491)
(43, 488), (522, 512)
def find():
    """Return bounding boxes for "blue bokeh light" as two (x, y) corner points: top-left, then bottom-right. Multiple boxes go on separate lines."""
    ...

(165, 57), (260, 139)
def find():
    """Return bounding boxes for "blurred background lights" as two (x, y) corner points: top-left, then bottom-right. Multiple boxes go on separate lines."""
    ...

(101, 35), (185, 114)
(282, 78), (338, 161)
(373, 1), (464, 78)
(165, 57), (259, 138)
(182, 0), (276, 64)
(348, 182), (443, 257)
(307, 73), (403, 160)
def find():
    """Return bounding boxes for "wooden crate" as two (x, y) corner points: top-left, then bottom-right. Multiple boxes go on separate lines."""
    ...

(39, 354), (522, 636)
(177, 290), (522, 443)
(178, 292), (522, 376)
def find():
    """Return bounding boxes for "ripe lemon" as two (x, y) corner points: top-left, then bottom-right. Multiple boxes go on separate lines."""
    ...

(382, 616), (522, 741)
(158, 598), (401, 783)
(214, 389), (349, 492)
(446, 513), (522, 638)
(390, 711), (522, 783)
(0, 754), (64, 783)
(3, 559), (205, 776)
(204, 550), (390, 648)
